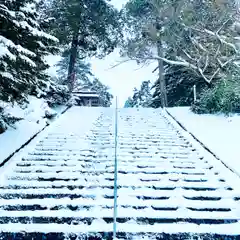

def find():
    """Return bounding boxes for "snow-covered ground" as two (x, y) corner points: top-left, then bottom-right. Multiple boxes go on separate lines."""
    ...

(0, 96), (67, 165)
(0, 107), (239, 238)
(167, 107), (240, 177)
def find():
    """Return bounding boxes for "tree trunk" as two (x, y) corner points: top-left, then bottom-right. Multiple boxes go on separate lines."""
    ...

(157, 41), (168, 108)
(67, 34), (79, 92)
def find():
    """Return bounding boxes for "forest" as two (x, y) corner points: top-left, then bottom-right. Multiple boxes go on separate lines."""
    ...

(1, 0), (240, 134)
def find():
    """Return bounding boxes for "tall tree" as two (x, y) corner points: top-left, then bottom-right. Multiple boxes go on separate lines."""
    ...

(121, 0), (240, 107)
(56, 50), (93, 87)
(0, 0), (58, 103)
(45, 0), (121, 91)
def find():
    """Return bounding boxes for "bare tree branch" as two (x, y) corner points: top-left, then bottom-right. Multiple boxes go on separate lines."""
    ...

(152, 65), (158, 73)
(190, 37), (208, 52)
(191, 27), (237, 52)
(209, 68), (221, 81)
(203, 55), (209, 73)
(217, 57), (236, 68)
(216, 18), (232, 35)
(182, 49), (195, 60)
(109, 55), (198, 70)
(198, 67), (220, 84)
(108, 59), (132, 69)
(214, 45), (221, 58)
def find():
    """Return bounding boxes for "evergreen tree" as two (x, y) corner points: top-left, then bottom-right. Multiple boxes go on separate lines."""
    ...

(0, 0), (58, 103)
(89, 79), (113, 107)
(56, 50), (93, 87)
(122, 0), (239, 108)
(152, 65), (208, 108)
(55, 50), (113, 107)
(124, 97), (134, 108)
(139, 80), (152, 107)
(128, 81), (152, 108)
(45, 0), (121, 91)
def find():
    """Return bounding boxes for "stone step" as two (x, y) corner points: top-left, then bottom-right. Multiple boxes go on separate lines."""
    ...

(0, 107), (239, 238)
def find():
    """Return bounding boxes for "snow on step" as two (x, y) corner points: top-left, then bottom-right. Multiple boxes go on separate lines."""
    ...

(115, 109), (240, 238)
(0, 107), (240, 239)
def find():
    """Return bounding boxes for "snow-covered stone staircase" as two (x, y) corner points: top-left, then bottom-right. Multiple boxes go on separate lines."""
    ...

(0, 107), (240, 239)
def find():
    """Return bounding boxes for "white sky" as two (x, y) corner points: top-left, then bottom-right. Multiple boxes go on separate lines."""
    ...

(47, 0), (158, 107)
(111, 0), (129, 10)
(91, 50), (157, 107)
(91, 0), (157, 107)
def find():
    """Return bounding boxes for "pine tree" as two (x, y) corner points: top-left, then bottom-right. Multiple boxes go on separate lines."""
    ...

(55, 52), (113, 107)
(0, 0), (58, 103)
(124, 97), (134, 108)
(90, 79), (113, 107)
(139, 80), (152, 107)
(56, 50), (93, 87)
(128, 81), (152, 108)
(45, 0), (121, 91)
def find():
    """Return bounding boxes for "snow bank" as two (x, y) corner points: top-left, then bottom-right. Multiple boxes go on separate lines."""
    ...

(0, 96), (67, 165)
(167, 107), (240, 177)
(0, 119), (46, 164)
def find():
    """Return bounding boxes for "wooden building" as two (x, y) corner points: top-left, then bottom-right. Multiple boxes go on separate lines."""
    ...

(73, 86), (101, 107)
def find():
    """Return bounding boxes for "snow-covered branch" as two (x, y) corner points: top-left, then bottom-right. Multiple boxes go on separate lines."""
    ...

(192, 27), (237, 52)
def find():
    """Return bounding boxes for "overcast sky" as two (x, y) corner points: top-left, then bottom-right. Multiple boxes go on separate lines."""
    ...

(91, 50), (157, 107)
(47, 0), (157, 107)
(91, 0), (157, 107)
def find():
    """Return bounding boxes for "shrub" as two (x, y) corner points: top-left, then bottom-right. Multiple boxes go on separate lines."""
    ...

(0, 118), (7, 134)
(39, 82), (71, 108)
(191, 79), (240, 114)
(0, 107), (22, 134)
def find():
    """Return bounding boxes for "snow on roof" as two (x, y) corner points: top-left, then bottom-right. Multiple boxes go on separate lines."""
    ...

(74, 85), (93, 92)
(74, 93), (100, 98)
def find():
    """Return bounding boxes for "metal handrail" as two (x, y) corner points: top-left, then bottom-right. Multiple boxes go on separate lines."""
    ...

(113, 97), (118, 239)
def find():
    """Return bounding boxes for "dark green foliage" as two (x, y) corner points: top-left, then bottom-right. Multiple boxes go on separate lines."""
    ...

(124, 97), (134, 108)
(89, 79), (113, 107)
(45, 109), (57, 119)
(152, 65), (208, 108)
(47, 0), (121, 57)
(0, 107), (22, 134)
(126, 81), (152, 108)
(43, 82), (70, 107)
(56, 50), (93, 87)
(192, 80), (240, 114)
(0, 0), (58, 103)
(0, 114), (7, 134)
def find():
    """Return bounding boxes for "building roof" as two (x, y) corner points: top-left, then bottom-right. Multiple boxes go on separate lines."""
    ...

(74, 85), (95, 92)
(73, 93), (100, 98)
(73, 85), (99, 96)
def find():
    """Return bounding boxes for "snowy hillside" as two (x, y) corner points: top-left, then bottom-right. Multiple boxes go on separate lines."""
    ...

(167, 107), (240, 177)
(0, 96), (66, 165)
